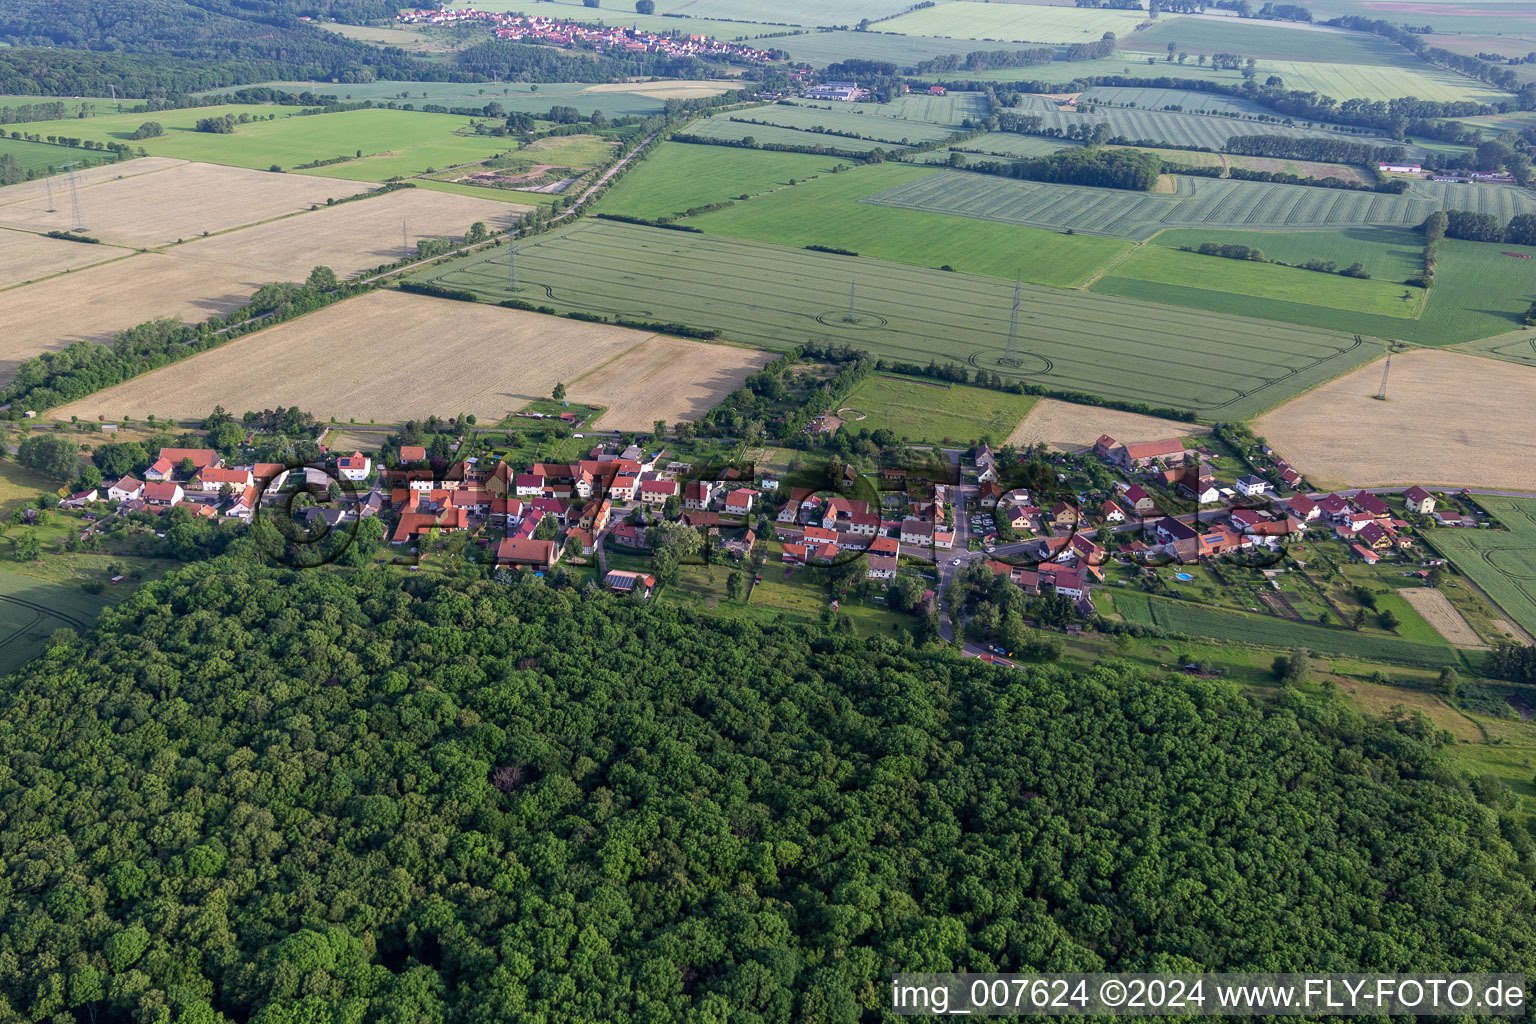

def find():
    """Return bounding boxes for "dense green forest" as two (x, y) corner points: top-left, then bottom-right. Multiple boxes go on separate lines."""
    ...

(0, 561), (1532, 1022)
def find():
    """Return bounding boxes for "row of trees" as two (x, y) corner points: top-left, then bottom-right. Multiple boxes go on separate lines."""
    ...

(1222, 133), (1405, 165)
(1424, 209), (1536, 245)
(0, 561), (1532, 1022)
(973, 146), (1165, 191)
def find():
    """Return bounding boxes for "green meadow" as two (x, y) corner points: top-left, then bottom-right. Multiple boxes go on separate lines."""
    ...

(596, 143), (840, 221)
(842, 375), (1039, 445)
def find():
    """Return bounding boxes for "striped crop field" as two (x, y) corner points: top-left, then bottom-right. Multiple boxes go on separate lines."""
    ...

(955, 133), (1080, 159)
(411, 218), (1376, 420)
(1013, 96), (1403, 153)
(1080, 87), (1280, 118)
(686, 119), (905, 153)
(1261, 60), (1513, 105)
(880, 2), (1158, 43)
(861, 169), (1536, 240)
(1423, 498), (1536, 638)
(878, 92), (995, 127)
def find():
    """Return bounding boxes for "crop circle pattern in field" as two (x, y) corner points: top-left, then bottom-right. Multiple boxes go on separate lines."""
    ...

(815, 310), (889, 329)
(968, 351), (1053, 376)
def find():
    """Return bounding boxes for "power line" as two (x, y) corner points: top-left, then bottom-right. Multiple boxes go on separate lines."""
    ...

(1001, 271), (1022, 366)
(1374, 337), (1392, 400)
(64, 161), (86, 232)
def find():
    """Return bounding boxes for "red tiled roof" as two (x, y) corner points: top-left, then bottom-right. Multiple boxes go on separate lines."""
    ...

(496, 538), (556, 565)
(143, 481), (182, 502)
(399, 445), (427, 462)
(159, 448), (219, 469)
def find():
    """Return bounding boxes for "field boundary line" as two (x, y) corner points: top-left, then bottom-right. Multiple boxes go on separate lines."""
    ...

(0, 246), (142, 295)
(1078, 239), (1145, 291)
(568, 332), (664, 389)
(0, 157), (190, 210)
(151, 184), (386, 248)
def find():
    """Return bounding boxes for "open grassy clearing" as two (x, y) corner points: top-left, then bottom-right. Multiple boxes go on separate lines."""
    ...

(299, 135), (549, 184)
(1253, 349), (1536, 491)
(1081, 86), (1282, 117)
(318, 21), (460, 52)
(1121, 15), (1426, 63)
(0, 570), (117, 677)
(52, 290), (659, 423)
(415, 218), (1375, 419)
(1399, 586), (1486, 648)
(1109, 588), (1461, 667)
(718, 103), (960, 145)
(1013, 93), (1405, 152)
(567, 336), (773, 430)
(0, 160), (366, 248)
(1151, 226), (1424, 280)
(882, 3), (1161, 43)
(1005, 397), (1210, 450)
(0, 229), (132, 290)
(585, 81), (737, 99)
(1425, 497), (1536, 639)
(1096, 245), (1425, 317)
(1110, 145), (1372, 183)
(686, 119), (906, 153)
(680, 160), (1131, 286)
(8, 104), (300, 151)
(1262, 58), (1512, 104)
(774, 29), (1070, 68)
(0, 137), (115, 175)
(595, 143), (838, 221)
(918, 54), (1253, 85)
(235, 79), (671, 118)
(841, 375), (1039, 444)
(862, 168), (1536, 241)
(1294, 0), (1536, 35)
(956, 133), (1079, 158)
(377, 133), (617, 189)
(646, 0), (918, 24)
(1099, 234), (1536, 344)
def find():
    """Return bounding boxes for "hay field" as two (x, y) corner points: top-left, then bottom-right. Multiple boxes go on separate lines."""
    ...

(0, 229), (132, 290)
(0, 253), (262, 379)
(1253, 350), (1536, 490)
(582, 81), (735, 99)
(168, 187), (526, 277)
(568, 336), (773, 430)
(51, 291), (662, 423)
(0, 157), (184, 207)
(1006, 398), (1211, 451)
(0, 161), (367, 249)
(881, 2), (1154, 43)
(1400, 587), (1486, 648)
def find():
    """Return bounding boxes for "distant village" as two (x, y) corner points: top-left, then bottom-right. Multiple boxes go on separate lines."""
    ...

(395, 9), (774, 63)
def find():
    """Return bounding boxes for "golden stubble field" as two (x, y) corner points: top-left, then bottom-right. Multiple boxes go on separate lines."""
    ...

(0, 160), (368, 248)
(568, 336), (773, 430)
(1253, 349), (1536, 490)
(0, 228), (133, 290)
(51, 291), (663, 423)
(0, 188), (526, 382)
(1006, 398), (1211, 451)
(166, 186), (527, 277)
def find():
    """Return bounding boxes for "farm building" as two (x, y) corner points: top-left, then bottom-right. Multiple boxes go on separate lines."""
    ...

(1377, 162), (1421, 174)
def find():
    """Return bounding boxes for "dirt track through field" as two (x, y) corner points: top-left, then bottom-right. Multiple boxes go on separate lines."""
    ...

(1006, 398), (1211, 451)
(0, 161), (368, 248)
(1254, 349), (1536, 490)
(51, 291), (661, 423)
(568, 336), (773, 430)
(0, 229), (131, 290)
(1400, 587), (1486, 647)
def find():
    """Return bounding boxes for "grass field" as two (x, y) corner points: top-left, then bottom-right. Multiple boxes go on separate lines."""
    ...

(0, 571), (115, 677)
(918, 54), (1252, 85)
(1150, 226), (1423, 280)
(234, 79), (672, 117)
(719, 102), (961, 145)
(1120, 17), (1415, 63)
(1102, 233), (1536, 344)
(414, 218), (1377, 419)
(841, 375), (1039, 444)
(345, 131), (616, 187)
(0, 159), (366, 248)
(1081, 86), (1282, 117)
(568, 336), (774, 430)
(647, 0), (919, 23)
(1095, 245), (1426, 317)
(862, 168), (1536, 241)
(882, 2), (1159, 43)
(774, 29), (1070, 68)
(955, 134), (1079, 159)
(1109, 588), (1461, 666)
(1425, 498), (1536, 639)
(1253, 349), (1536, 491)
(686, 118), (906, 153)
(596, 143), (838, 221)
(0, 137), (115, 175)
(679, 161), (1133, 286)
(0, 229), (130, 291)
(52, 290), (662, 423)
(1260, 58), (1512, 104)
(1005, 398), (1209, 450)
(1454, 330), (1536, 369)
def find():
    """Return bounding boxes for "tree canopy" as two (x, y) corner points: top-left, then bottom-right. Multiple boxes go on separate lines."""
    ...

(0, 561), (1532, 1023)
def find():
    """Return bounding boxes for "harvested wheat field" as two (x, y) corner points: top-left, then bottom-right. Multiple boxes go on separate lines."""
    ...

(168, 187), (529, 278)
(0, 253), (264, 380)
(1400, 587), (1486, 648)
(1006, 398), (1211, 452)
(569, 336), (773, 430)
(0, 157), (185, 207)
(52, 291), (661, 423)
(1254, 350), (1536, 490)
(0, 229), (132, 290)
(583, 81), (736, 99)
(0, 161), (367, 249)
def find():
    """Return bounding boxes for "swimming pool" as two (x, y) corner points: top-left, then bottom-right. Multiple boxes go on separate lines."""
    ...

(1175, 572), (1194, 581)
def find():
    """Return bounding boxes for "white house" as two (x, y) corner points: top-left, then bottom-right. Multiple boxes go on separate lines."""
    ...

(1404, 486), (1436, 515)
(933, 527), (955, 550)
(108, 477), (145, 503)
(900, 519), (934, 545)
(337, 452), (372, 482)
(1234, 475), (1270, 498)
(1378, 162), (1421, 174)
(196, 466), (254, 493)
